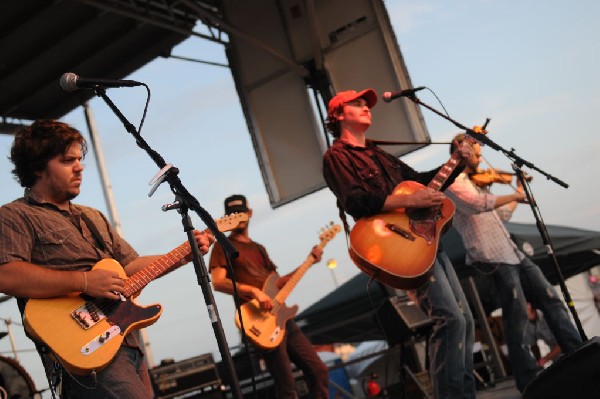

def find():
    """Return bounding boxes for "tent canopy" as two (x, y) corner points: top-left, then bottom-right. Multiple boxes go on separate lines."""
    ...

(296, 222), (600, 344)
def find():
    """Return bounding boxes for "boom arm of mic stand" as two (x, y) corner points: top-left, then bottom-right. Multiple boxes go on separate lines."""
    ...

(93, 87), (243, 398)
(406, 95), (568, 188)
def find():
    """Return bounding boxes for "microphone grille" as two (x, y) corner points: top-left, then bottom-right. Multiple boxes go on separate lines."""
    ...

(382, 92), (392, 103)
(60, 73), (78, 91)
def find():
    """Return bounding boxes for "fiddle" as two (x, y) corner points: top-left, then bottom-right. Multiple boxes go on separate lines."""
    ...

(469, 168), (531, 188)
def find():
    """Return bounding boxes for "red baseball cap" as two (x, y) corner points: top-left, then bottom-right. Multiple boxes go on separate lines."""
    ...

(327, 88), (377, 116)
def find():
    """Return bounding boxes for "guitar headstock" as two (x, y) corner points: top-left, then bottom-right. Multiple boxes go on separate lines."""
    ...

(216, 212), (249, 233)
(318, 222), (342, 245)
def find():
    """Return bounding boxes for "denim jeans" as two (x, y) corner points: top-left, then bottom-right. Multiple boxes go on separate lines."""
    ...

(61, 346), (153, 398)
(480, 258), (582, 392)
(263, 319), (329, 399)
(415, 251), (476, 399)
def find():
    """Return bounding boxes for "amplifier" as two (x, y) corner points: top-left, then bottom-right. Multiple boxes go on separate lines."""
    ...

(375, 295), (434, 345)
(150, 354), (221, 399)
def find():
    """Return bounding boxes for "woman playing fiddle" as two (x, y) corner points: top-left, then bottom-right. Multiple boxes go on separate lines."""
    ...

(445, 132), (583, 393)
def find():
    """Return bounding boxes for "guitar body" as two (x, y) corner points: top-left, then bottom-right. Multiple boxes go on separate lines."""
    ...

(349, 180), (455, 289)
(235, 272), (298, 350)
(24, 259), (162, 375)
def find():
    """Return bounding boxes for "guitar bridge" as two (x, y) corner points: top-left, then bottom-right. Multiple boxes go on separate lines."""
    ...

(385, 223), (416, 241)
(72, 301), (106, 330)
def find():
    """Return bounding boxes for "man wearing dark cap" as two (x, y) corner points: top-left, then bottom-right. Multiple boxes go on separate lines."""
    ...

(209, 195), (329, 399)
(322, 89), (476, 398)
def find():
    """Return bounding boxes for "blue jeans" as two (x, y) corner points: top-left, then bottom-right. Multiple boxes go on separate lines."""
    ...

(479, 258), (582, 392)
(61, 346), (153, 398)
(414, 251), (476, 399)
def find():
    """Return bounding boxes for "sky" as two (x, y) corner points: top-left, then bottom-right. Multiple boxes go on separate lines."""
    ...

(1, 0), (599, 395)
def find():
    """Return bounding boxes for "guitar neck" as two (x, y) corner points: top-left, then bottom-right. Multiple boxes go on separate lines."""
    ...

(272, 232), (336, 304)
(428, 149), (462, 191)
(273, 256), (316, 305)
(124, 241), (192, 297)
(122, 212), (250, 297)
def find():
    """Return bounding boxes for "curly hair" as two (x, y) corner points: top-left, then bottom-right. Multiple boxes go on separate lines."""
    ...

(450, 133), (467, 155)
(9, 119), (87, 188)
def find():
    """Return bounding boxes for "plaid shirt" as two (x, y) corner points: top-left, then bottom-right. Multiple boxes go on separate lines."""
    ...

(0, 190), (138, 269)
(0, 190), (141, 349)
(446, 173), (524, 265)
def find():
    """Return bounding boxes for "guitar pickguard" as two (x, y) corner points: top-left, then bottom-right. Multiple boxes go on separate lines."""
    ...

(406, 206), (442, 244)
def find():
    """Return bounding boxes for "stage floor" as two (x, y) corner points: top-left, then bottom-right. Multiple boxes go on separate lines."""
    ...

(476, 378), (521, 399)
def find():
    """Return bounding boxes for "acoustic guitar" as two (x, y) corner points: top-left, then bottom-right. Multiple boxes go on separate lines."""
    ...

(23, 213), (248, 376)
(235, 223), (341, 350)
(349, 134), (481, 289)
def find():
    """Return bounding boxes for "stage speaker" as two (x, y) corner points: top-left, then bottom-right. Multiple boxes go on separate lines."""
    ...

(522, 336), (600, 399)
(220, 0), (428, 208)
(150, 354), (221, 399)
(375, 295), (434, 346)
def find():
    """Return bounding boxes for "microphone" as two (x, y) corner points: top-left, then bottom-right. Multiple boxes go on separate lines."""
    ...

(59, 72), (143, 91)
(382, 86), (426, 102)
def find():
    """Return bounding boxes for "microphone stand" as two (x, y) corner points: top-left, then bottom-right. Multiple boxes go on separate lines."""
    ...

(403, 93), (587, 342)
(93, 86), (244, 398)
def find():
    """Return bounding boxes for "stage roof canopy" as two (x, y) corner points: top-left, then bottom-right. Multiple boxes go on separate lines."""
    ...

(0, 0), (225, 125)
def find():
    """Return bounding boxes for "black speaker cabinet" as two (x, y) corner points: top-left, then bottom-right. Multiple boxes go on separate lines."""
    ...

(522, 336), (600, 399)
(151, 354), (221, 399)
(375, 295), (434, 346)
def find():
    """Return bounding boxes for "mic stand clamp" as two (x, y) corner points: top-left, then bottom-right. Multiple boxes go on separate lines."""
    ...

(93, 86), (243, 398)
(403, 94), (587, 343)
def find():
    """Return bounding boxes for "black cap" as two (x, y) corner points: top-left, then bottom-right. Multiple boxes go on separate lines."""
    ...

(224, 194), (249, 214)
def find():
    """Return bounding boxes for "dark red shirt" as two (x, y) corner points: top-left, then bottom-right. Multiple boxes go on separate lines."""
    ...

(209, 237), (277, 292)
(322, 139), (463, 220)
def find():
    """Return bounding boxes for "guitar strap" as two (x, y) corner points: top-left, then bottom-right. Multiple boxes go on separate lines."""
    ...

(335, 199), (351, 240)
(80, 212), (116, 259)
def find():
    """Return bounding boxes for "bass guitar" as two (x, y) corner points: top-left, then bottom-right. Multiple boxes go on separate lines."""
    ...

(23, 213), (248, 375)
(349, 133), (482, 289)
(235, 223), (341, 350)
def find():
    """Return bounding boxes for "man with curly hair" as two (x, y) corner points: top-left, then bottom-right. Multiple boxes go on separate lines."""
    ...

(0, 120), (215, 398)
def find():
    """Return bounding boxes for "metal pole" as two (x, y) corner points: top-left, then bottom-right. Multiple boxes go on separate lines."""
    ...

(1, 318), (19, 361)
(82, 103), (155, 368)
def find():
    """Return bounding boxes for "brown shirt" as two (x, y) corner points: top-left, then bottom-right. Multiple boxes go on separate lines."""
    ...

(209, 237), (276, 291)
(0, 191), (138, 315)
(0, 191), (138, 270)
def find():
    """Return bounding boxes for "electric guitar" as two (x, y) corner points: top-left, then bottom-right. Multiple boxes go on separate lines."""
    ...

(349, 133), (482, 289)
(23, 213), (248, 376)
(235, 223), (341, 350)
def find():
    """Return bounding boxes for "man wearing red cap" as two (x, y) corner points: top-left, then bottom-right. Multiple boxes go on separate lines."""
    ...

(322, 89), (476, 398)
